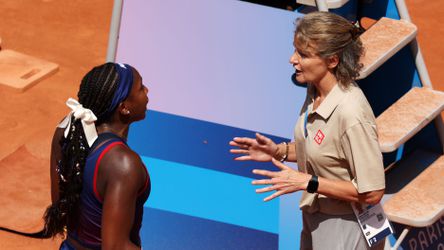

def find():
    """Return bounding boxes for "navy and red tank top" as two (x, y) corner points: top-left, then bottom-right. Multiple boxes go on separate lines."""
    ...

(68, 132), (150, 249)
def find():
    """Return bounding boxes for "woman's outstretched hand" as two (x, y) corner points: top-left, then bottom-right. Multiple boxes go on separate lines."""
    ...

(252, 158), (311, 201)
(229, 133), (278, 162)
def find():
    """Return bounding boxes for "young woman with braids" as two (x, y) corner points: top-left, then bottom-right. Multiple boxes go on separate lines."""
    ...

(44, 62), (150, 249)
(230, 12), (387, 249)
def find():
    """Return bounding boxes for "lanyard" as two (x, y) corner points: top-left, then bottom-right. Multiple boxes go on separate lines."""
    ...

(304, 108), (308, 138)
(304, 88), (316, 138)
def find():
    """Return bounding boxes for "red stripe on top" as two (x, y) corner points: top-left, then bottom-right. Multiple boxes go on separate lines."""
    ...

(93, 141), (125, 202)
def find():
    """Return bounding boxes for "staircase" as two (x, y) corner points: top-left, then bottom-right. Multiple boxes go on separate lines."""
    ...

(297, 1), (444, 249)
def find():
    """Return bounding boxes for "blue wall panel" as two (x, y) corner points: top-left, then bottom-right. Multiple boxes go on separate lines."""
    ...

(140, 207), (278, 250)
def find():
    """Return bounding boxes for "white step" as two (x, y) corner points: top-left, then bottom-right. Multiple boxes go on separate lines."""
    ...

(358, 17), (417, 79)
(377, 87), (444, 153)
(383, 150), (444, 227)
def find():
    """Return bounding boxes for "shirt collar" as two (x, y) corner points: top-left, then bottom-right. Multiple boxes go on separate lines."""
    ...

(309, 83), (349, 120)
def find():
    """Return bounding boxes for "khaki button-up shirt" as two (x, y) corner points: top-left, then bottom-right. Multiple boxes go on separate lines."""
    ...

(294, 83), (385, 215)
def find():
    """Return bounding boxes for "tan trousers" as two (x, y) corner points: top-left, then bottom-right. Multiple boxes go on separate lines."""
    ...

(300, 211), (388, 250)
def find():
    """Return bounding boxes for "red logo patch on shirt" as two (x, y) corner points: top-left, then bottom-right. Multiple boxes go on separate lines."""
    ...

(314, 130), (325, 145)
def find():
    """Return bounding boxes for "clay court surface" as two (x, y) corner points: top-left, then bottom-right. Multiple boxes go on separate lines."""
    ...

(0, 1), (442, 249)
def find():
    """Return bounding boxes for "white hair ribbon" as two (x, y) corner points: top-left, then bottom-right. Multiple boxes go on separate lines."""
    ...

(57, 98), (98, 147)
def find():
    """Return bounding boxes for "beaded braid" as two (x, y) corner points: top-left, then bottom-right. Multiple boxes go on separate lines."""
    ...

(43, 63), (120, 237)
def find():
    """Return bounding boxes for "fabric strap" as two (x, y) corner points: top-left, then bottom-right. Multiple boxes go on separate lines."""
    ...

(57, 98), (98, 147)
(105, 63), (134, 116)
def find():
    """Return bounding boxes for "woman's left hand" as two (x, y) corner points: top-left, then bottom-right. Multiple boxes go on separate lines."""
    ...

(252, 158), (311, 201)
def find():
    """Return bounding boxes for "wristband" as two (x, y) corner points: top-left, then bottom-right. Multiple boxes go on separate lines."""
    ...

(283, 142), (289, 162)
(275, 142), (288, 162)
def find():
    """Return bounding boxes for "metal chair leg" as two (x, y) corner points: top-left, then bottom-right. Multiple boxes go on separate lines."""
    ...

(391, 227), (410, 250)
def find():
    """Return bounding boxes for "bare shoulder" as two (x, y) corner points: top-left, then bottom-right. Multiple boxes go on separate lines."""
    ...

(99, 144), (146, 184)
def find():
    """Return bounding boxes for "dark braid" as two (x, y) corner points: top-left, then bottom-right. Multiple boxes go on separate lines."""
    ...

(43, 63), (120, 237)
(78, 63), (120, 124)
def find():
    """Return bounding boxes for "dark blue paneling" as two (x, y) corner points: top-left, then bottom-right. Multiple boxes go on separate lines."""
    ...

(140, 207), (278, 250)
(357, 46), (417, 118)
(128, 110), (290, 179)
(392, 218), (444, 250)
(296, 0), (358, 21)
(358, 0), (392, 20)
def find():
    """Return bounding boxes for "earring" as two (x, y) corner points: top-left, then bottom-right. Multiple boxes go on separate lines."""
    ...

(124, 109), (130, 115)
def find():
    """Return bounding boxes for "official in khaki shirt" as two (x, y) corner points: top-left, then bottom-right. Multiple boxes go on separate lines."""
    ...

(295, 83), (385, 216)
(230, 12), (386, 250)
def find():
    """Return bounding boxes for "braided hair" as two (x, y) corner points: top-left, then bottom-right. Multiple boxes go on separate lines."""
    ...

(43, 63), (120, 237)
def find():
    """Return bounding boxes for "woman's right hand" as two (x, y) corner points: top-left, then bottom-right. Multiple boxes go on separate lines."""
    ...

(229, 133), (278, 162)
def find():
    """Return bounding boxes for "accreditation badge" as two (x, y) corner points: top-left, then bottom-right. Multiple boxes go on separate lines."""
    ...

(352, 202), (394, 247)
